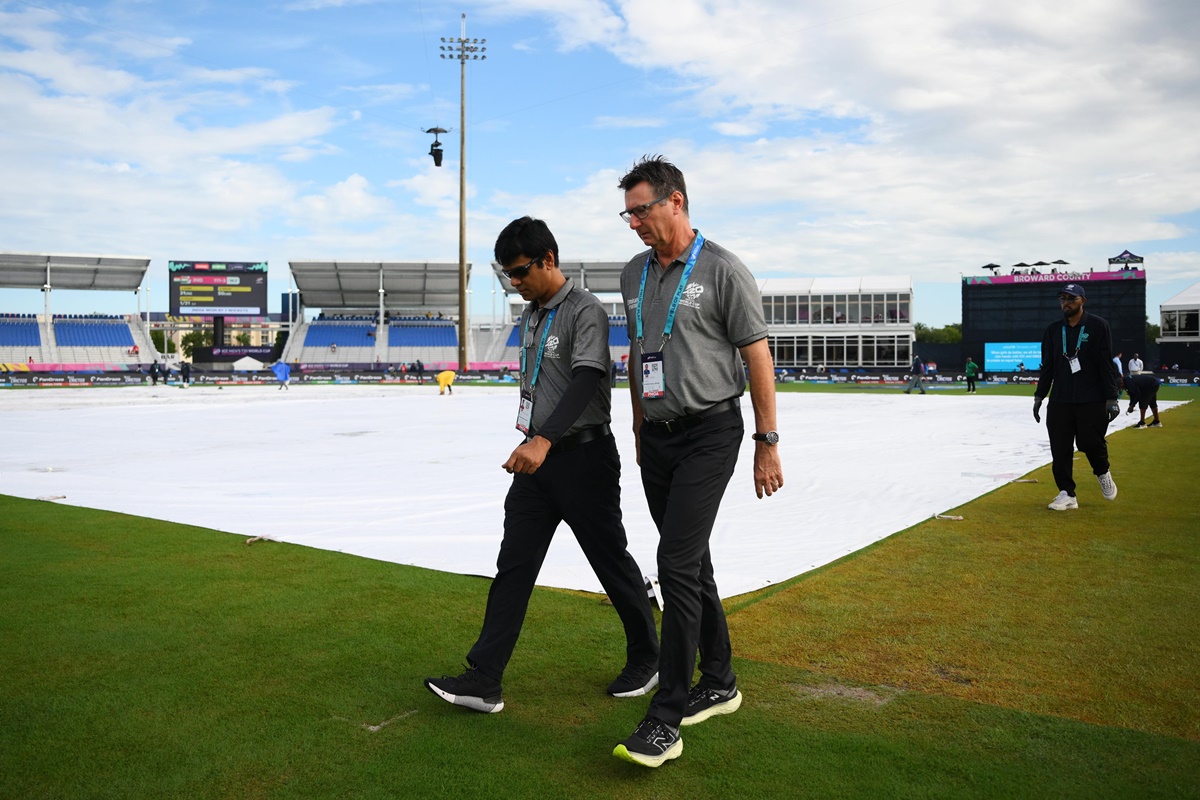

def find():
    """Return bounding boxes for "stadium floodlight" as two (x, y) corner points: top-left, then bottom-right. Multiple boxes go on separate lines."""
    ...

(440, 13), (487, 372)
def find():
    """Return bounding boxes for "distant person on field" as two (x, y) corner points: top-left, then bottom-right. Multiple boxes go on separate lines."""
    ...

(436, 369), (455, 395)
(180, 361), (191, 386)
(1033, 283), (1120, 511)
(415, 359), (425, 385)
(904, 353), (927, 394)
(149, 361), (160, 385)
(965, 356), (979, 393)
(424, 216), (658, 718)
(271, 360), (290, 390)
(1112, 351), (1123, 377)
(1128, 353), (1143, 374)
(1123, 373), (1161, 428)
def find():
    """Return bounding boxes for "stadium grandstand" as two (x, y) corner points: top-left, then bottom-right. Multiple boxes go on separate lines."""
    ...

(0, 253), (155, 369)
(283, 261), (474, 369)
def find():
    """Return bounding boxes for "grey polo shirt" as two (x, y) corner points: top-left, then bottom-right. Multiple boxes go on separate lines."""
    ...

(519, 277), (612, 437)
(621, 232), (767, 420)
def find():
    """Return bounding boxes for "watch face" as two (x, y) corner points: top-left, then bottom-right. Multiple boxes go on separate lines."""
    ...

(765, 431), (779, 445)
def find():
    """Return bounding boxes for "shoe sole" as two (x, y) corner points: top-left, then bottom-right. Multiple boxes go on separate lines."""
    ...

(680, 689), (742, 727)
(1047, 503), (1078, 510)
(609, 672), (659, 698)
(424, 680), (504, 713)
(612, 737), (682, 768)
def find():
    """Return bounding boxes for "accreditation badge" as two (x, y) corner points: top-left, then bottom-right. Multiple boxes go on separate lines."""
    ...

(515, 390), (534, 434)
(1068, 357), (1081, 374)
(641, 352), (665, 399)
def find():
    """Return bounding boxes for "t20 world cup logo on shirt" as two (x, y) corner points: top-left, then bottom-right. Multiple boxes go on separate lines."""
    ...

(545, 335), (561, 358)
(680, 282), (705, 309)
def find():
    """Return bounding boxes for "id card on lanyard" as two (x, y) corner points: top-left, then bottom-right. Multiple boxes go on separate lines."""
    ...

(1063, 323), (1086, 374)
(516, 307), (556, 434)
(635, 232), (705, 401)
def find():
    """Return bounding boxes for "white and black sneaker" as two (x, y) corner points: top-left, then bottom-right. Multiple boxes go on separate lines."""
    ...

(613, 717), (682, 768)
(680, 684), (742, 726)
(607, 662), (659, 698)
(1047, 491), (1078, 511)
(1097, 471), (1118, 501)
(424, 666), (504, 713)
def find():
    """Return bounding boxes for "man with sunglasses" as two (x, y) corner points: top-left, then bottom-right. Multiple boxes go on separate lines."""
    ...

(424, 216), (659, 714)
(611, 156), (784, 768)
(1033, 283), (1121, 511)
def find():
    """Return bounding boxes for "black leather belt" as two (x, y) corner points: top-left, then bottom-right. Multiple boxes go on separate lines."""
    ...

(643, 398), (740, 435)
(544, 423), (611, 455)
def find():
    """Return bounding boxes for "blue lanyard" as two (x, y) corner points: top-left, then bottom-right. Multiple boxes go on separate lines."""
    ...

(635, 231), (705, 349)
(1062, 323), (1086, 356)
(520, 307), (557, 390)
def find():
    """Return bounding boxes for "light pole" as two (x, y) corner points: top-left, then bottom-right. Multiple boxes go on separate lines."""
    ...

(441, 13), (486, 373)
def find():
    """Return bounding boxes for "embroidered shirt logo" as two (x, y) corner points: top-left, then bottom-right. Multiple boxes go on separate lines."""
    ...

(680, 282), (705, 309)
(545, 335), (561, 357)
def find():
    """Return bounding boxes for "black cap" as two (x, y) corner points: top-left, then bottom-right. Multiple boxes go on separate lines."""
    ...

(1059, 283), (1086, 298)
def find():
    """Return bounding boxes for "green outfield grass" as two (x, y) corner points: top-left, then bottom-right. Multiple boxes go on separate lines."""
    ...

(2, 396), (1197, 799)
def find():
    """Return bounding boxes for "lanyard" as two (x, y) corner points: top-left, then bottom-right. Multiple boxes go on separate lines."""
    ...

(520, 307), (557, 390)
(635, 231), (705, 350)
(1061, 323), (1086, 357)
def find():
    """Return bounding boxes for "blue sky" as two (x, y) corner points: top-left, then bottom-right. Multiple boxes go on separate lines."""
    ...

(1, 0), (1198, 327)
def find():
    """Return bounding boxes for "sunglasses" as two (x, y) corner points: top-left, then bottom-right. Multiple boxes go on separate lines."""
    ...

(501, 256), (542, 281)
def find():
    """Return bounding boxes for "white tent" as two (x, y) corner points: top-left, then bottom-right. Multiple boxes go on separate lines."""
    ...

(232, 356), (265, 371)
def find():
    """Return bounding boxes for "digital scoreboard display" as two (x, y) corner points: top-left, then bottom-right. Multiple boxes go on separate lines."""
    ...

(170, 261), (268, 316)
(984, 342), (1041, 371)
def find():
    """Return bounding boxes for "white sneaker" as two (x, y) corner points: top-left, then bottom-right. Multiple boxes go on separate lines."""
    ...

(1097, 471), (1117, 501)
(1048, 491), (1078, 511)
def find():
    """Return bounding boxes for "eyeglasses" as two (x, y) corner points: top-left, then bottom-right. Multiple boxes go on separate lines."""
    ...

(501, 257), (542, 281)
(619, 194), (670, 223)
(1058, 295), (1081, 304)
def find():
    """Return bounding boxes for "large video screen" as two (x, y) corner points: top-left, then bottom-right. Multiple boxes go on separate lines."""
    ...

(985, 341), (1041, 371)
(170, 261), (268, 316)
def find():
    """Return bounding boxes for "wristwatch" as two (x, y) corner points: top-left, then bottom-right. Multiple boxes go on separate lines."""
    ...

(751, 431), (779, 445)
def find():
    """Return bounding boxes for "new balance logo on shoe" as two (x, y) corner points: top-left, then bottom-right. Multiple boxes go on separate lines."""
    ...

(613, 717), (682, 768)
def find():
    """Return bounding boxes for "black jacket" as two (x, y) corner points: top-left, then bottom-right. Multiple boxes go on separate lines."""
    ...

(1035, 310), (1119, 403)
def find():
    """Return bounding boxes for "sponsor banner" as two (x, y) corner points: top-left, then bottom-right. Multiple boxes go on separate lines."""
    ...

(963, 270), (1145, 287)
(212, 346), (274, 358)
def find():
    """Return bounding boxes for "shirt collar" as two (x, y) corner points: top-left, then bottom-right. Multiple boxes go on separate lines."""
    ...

(529, 277), (574, 315)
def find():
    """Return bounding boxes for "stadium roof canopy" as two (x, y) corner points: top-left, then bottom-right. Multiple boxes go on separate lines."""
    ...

(0, 252), (150, 291)
(1161, 281), (1200, 311)
(288, 261), (469, 310)
(756, 275), (914, 294)
(492, 260), (626, 295)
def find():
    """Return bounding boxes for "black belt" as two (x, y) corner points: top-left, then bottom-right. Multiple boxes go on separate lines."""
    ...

(542, 423), (611, 455)
(642, 398), (740, 435)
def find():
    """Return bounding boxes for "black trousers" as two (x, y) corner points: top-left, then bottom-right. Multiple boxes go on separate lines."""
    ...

(640, 410), (743, 727)
(966, 376), (976, 392)
(1046, 401), (1110, 494)
(467, 434), (658, 682)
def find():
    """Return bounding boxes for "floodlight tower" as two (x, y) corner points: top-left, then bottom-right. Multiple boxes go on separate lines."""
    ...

(441, 13), (486, 372)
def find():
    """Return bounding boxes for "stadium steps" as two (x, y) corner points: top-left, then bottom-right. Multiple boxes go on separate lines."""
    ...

(372, 325), (389, 364)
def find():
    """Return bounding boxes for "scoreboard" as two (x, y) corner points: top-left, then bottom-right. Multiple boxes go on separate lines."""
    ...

(170, 261), (268, 316)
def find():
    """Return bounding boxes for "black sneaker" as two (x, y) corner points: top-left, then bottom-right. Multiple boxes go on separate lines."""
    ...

(1149, 421), (1163, 428)
(680, 684), (742, 727)
(424, 666), (504, 713)
(606, 662), (659, 698)
(612, 717), (682, 768)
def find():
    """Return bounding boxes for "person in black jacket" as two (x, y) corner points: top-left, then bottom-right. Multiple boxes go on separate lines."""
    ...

(1033, 283), (1120, 510)
(1123, 373), (1162, 428)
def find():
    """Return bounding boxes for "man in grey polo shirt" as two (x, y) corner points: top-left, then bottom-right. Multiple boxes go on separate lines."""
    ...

(425, 216), (659, 713)
(611, 156), (784, 768)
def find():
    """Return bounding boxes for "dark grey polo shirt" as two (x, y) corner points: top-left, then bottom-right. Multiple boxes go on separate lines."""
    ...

(620, 233), (767, 420)
(520, 277), (612, 437)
